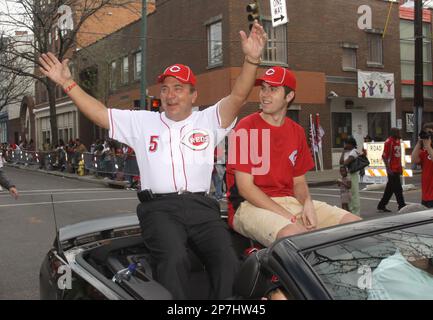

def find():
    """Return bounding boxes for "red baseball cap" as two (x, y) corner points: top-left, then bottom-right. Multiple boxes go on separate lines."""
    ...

(157, 64), (196, 86)
(255, 66), (297, 91)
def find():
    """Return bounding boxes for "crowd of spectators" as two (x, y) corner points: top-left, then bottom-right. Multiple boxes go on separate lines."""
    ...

(0, 137), (140, 189)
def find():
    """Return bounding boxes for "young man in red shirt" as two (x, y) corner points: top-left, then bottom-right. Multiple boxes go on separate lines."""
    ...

(412, 122), (433, 208)
(377, 128), (407, 212)
(226, 67), (361, 247)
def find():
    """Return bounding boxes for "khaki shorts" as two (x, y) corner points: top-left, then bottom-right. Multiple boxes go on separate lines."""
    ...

(233, 196), (349, 247)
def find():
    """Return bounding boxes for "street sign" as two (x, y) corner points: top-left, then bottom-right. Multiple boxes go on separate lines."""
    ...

(270, 0), (288, 27)
(363, 140), (413, 185)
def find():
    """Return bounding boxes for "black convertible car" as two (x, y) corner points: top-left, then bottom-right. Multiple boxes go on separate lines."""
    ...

(40, 209), (433, 300)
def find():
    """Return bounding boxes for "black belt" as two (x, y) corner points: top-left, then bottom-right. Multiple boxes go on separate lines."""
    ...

(153, 191), (206, 198)
(137, 189), (207, 203)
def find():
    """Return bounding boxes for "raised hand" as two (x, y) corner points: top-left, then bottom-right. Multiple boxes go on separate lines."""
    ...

(240, 20), (267, 61)
(39, 52), (72, 87)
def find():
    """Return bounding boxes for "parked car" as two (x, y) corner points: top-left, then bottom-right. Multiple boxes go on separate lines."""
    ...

(40, 209), (433, 300)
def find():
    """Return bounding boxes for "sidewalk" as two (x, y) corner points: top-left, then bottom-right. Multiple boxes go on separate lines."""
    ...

(306, 169), (340, 187)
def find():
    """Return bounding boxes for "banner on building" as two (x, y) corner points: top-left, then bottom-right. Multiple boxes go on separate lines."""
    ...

(358, 71), (395, 99)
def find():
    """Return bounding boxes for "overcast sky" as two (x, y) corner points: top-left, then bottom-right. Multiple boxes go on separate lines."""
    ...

(0, 0), (30, 35)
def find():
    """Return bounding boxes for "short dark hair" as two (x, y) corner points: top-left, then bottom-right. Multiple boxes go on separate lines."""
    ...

(344, 137), (357, 148)
(423, 122), (433, 130)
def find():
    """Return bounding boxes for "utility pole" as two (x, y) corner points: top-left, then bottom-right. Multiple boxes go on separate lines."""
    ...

(414, 0), (423, 144)
(140, 0), (147, 110)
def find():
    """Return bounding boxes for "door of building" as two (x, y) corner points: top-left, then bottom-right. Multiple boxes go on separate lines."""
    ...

(368, 112), (390, 142)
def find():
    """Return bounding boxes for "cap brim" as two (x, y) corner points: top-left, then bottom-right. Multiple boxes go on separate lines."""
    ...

(255, 79), (281, 87)
(157, 74), (193, 85)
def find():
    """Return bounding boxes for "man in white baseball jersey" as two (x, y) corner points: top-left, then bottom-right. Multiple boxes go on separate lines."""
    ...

(39, 20), (267, 299)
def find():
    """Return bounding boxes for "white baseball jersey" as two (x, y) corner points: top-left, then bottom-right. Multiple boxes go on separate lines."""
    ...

(108, 100), (235, 193)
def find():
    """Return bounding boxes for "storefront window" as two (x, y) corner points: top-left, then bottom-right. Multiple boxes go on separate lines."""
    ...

(332, 113), (352, 148)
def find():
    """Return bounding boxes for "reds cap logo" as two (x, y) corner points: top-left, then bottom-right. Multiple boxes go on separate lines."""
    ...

(182, 130), (210, 151)
(169, 66), (181, 73)
(265, 68), (276, 76)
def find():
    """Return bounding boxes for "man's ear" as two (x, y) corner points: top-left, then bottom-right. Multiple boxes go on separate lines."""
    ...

(285, 91), (295, 104)
(191, 90), (198, 104)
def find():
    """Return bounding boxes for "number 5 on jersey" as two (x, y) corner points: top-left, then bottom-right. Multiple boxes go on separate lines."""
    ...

(149, 136), (159, 152)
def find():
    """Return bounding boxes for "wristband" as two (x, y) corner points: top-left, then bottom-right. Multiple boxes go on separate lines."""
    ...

(63, 81), (77, 94)
(245, 56), (261, 66)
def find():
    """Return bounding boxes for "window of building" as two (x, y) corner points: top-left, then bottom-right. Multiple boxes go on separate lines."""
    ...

(262, 19), (287, 64)
(400, 20), (433, 98)
(134, 51), (141, 80)
(332, 113), (352, 148)
(342, 48), (357, 71)
(367, 32), (383, 66)
(402, 85), (433, 98)
(121, 56), (129, 85)
(207, 21), (223, 66)
(40, 82), (48, 103)
(110, 60), (117, 90)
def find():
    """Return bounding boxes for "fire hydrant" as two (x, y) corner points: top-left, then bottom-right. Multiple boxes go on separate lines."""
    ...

(77, 158), (85, 176)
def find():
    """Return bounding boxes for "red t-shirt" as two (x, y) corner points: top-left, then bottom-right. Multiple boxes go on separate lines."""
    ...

(382, 136), (402, 173)
(420, 150), (433, 201)
(226, 113), (314, 227)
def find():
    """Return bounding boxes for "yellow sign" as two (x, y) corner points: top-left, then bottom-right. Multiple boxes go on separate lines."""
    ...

(364, 140), (412, 177)
(365, 143), (385, 167)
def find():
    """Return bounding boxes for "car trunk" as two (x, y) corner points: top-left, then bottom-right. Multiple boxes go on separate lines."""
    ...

(58, 215), (253, 300)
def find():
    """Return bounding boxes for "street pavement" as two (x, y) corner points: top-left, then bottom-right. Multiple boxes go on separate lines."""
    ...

(0, 166), (424, 299)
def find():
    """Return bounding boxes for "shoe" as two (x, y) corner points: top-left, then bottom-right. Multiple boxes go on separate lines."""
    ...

(377, 207), (392, 213)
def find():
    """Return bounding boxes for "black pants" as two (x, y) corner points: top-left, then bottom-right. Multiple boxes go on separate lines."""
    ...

(378, 173), (406, 210)
(136, 193), (239, 300)
(422, 200), (433, 208)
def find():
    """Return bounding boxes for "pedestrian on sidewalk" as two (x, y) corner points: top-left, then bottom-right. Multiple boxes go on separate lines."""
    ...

(411, 122), (433, 208)
(377, 128), (407, 212)
(336, 166), (351, 212)
(340, 137), (361, 215)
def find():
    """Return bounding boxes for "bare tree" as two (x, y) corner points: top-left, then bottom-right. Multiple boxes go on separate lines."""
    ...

(0, 32), (33, 112)
(0, 0), (140, 145)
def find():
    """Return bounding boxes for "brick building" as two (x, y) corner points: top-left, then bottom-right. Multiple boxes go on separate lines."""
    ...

(31, 0), (148, 149)
(36, 0), (433, 168)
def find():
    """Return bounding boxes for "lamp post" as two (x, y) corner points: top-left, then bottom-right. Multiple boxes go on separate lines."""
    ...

(140, 0), (147, 110)
(414, 0), (424, 144)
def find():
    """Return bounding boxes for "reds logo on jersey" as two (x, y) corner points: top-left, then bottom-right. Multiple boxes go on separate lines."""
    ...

(289, 150), (298, 166)
(182, 129), (210, 151)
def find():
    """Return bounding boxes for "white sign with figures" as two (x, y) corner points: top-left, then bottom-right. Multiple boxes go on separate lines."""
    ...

(358, 71), (395, 99)
(270, 0), (288, 27)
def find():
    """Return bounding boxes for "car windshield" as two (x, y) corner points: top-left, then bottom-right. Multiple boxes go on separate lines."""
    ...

(302, 223), (433, 300)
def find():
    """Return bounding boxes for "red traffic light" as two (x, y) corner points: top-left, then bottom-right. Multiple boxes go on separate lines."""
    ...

(150, 98), (161, 111)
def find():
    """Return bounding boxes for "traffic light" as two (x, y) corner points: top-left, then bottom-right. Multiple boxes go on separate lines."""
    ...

(246, 1), (260, 30)
(150, 98), (161, 112)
